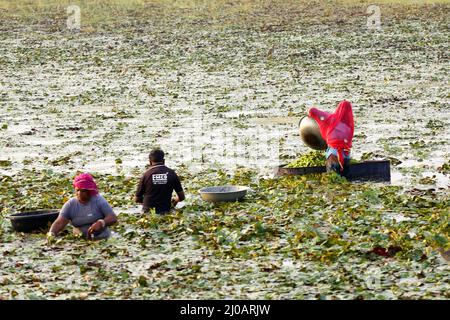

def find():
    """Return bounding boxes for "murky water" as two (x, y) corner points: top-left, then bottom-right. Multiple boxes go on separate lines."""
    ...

(0, 16), (449, 191)
(0, 5), (449, 299)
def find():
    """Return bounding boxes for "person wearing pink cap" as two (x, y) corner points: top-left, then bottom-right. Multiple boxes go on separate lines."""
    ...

(48, 173), (118, 240)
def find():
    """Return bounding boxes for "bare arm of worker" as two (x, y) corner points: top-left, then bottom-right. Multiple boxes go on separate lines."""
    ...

(88, 199), (118, 237)
(87, 214), (117, 237)
(49, 216), (70, 236)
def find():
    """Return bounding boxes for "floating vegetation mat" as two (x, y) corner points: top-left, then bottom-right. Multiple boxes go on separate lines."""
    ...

(285, 151), (326, 168)
(0, 168), (448, 299)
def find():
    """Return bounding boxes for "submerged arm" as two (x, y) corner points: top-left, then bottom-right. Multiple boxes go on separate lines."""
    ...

(49, 215), (70, 236)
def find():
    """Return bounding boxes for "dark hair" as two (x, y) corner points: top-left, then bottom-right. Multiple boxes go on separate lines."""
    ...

(149, 148), (165, 163)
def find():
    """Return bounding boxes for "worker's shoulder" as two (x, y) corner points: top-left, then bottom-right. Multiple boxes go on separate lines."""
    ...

(164, 166), (178, 173)
(92, 194), (108, 204)
(144, 165), (177, 175)
(159, 166), (179, 177)
(165, 166), (181, 177)
(65, 197), (78, 206)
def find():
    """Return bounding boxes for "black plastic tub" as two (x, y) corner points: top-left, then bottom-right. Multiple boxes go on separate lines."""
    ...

(276, 160), (391, 182)
(9, 210), (59, 233)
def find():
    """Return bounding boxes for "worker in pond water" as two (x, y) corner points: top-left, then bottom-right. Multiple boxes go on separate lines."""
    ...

(135, 148), (185, 214)
(308, 100), (354, 174)
(47, 173), (118, 240)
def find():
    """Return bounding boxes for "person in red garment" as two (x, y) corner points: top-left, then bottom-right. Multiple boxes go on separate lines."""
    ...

(308, 100), (354, 174)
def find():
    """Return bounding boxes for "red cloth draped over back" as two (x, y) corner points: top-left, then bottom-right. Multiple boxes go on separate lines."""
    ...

(308, 100), (354, 170)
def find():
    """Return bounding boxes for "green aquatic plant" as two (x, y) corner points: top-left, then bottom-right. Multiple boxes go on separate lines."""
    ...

(285, 151), (359, 168)
(285, 151), (326, 168)
(438, 161), (450, 175)
(0, 168), (449, 299)
(0, 160), (12, 167)
(0, 0), (449, 300)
